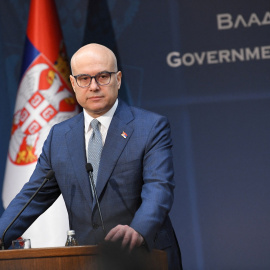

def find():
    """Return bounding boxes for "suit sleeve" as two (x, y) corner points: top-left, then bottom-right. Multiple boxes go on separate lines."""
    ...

(0, 126), (61, 249)
(129, 115), (175, 249)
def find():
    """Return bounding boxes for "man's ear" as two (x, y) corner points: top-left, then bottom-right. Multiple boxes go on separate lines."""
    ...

(116, 71), (122, 90)
(70, 75), (76, 92)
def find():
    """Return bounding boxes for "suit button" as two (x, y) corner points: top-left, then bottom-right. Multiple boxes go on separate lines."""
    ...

(93, 223), (100, 229)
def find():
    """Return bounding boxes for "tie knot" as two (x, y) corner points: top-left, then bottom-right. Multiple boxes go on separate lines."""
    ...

(90, 119), (99, 130)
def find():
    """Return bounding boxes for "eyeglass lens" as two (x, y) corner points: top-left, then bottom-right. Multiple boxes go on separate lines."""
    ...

(76, 72), (112, 87)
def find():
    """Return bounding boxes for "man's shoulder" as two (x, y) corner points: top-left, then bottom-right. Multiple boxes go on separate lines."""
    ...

(52, 112), (83, 130)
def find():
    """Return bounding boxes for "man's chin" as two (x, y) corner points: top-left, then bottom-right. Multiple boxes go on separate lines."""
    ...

(85, 106), (110, 118)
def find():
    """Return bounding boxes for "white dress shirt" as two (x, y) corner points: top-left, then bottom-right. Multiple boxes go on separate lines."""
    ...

(84, 99), (118, 155)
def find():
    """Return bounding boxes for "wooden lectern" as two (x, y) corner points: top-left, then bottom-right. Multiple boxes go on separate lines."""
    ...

(0, 245), (168, 270)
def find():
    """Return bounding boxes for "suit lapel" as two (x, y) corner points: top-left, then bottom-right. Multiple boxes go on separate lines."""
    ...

(94, 101), (134, 206)
(66, 113), (93, 207)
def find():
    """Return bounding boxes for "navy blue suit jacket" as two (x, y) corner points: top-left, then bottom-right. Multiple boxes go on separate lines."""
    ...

(0, 99), (181, 269)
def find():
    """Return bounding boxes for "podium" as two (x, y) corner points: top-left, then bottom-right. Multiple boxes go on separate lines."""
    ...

(0, 245), (168, 270)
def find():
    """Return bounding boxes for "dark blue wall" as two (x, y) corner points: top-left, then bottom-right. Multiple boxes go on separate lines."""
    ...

(1, 1), (270, 269)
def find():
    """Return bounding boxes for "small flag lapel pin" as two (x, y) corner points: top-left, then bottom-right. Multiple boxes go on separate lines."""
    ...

(121, 131), (127, 138)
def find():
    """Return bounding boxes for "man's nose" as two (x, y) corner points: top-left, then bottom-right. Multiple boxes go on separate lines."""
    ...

(88, 78), (100, 90)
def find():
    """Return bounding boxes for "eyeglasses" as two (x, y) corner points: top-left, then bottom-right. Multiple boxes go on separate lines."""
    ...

(72, 71), (118, 88)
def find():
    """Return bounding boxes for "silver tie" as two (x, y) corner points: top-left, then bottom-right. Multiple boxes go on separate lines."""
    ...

(87, 119), (103, 185)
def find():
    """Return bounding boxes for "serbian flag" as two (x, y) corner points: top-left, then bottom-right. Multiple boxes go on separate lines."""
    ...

(2, 0), (79, 247)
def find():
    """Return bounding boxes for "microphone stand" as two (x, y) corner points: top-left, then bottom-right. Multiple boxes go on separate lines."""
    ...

(85, 163), (106, 237)
(1, 171), (54, 250)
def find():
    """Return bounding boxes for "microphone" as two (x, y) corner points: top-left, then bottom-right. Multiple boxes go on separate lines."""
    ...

(85, 163), (106, 237)
(1, 170), (55, 250)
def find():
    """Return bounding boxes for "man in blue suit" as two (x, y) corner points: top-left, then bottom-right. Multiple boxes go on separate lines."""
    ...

(0, 44), (182, 269)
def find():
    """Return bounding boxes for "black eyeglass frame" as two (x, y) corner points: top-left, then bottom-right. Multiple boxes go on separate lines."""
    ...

(72, 71), (118, 87)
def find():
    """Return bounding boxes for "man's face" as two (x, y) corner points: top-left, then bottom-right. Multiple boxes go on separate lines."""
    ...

(70, 52), (121, 118)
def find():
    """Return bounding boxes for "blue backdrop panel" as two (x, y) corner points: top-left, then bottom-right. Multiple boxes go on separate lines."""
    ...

(0, 1), (270, 269)
(97, 2), (270, 268)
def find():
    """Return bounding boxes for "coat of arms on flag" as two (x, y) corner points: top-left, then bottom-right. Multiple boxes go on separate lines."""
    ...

(9, 51), (78, 166)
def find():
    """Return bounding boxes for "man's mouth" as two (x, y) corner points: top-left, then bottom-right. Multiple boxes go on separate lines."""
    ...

(87, 96), (103, 100)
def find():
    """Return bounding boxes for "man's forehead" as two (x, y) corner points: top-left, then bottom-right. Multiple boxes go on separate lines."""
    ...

(72, 55), (114, 74)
